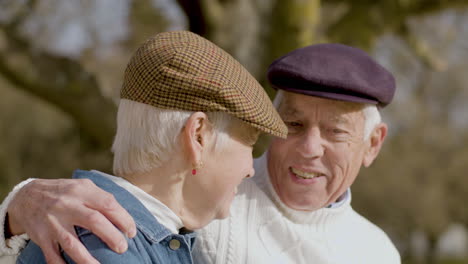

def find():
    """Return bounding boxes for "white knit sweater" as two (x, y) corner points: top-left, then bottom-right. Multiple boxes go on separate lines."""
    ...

(193, 154), (401, 264)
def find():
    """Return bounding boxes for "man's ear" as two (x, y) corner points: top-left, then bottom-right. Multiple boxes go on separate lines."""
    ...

(183, 112), (212, 165)
(362, 123), (387, 168)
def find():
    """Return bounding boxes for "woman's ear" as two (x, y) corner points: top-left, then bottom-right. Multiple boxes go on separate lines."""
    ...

(183, 112), (212, 165)
(362, 123), (387, 168)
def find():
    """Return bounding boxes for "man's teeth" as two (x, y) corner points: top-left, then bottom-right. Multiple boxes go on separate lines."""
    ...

(291, 167), (320, 179)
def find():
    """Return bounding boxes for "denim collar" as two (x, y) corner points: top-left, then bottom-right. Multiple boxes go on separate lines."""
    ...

(72, 170), (196, 244)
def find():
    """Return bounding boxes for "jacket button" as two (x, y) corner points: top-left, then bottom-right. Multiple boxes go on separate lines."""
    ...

(169, 239), (181, 250)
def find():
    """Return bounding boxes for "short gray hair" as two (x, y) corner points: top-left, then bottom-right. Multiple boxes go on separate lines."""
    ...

(273, 90), (381, 140)
(112, 99), (258, 176)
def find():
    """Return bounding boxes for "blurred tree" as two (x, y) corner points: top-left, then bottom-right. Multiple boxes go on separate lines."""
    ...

(0, 0), (170, 187)
(176, 0), (320, 91)
(352, 9), (468, 263)
(2, 1), (468, 262)
(326, 0), (468, 49)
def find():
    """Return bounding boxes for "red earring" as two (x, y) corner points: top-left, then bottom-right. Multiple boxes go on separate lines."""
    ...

(192, 161), (203, 175)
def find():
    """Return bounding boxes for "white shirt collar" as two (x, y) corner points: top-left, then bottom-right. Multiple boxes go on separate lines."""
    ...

(92, 170), (184, 234)
(327, 188), (351, 208)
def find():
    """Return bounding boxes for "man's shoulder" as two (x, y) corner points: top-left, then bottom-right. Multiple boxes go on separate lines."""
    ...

(346, 208), (390, 237)
(340, 207), (401, 262)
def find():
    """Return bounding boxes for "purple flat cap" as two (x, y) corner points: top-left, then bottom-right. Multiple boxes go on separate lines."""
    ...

(267, 43), (396, 107)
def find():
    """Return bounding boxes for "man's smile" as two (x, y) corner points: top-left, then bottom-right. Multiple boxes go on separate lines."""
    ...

(289, 167), (324, 179)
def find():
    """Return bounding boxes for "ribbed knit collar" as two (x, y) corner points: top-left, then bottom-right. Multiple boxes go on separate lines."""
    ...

(253, 153), (352, 224)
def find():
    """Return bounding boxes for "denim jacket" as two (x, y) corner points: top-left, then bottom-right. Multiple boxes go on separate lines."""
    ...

(17, 170), (197, 264)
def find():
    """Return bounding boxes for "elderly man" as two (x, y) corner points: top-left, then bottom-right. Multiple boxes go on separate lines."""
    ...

(0, 43), (400, 264)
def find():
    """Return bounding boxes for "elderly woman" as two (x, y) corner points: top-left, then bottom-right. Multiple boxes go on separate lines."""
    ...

(15, 31), (286, 264)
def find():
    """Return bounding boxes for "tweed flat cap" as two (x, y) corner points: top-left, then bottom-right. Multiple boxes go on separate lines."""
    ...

(267, 43), (396, 107)
(121, 31), (287, 138)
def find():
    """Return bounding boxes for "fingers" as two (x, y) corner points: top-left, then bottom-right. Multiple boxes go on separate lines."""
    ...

(41, 241), (66, 264)
(60, 179), (136, 252)
(79, 182), (137, 238)
(36, 216), (100, 264)
(71, 206), (129, 254)
(57, 225), (100, 264)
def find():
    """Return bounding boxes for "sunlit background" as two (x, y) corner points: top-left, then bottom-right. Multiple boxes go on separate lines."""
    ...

(1, 1), (468, 263)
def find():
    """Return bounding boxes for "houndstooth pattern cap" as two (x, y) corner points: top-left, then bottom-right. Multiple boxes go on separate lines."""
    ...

(121, 31), (287, 138)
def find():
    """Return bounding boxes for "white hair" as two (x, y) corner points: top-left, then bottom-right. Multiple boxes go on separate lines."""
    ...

(112, 99), (258, 176)
(273, 90), (381, 140)
(361, 104), (381, 140)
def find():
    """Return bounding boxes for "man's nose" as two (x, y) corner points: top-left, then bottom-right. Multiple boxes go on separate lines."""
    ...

(297, 127), (325, 159)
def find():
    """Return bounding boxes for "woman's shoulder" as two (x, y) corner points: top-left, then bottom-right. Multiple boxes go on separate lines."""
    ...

(16, 230), (149, 264)
(70, 229), (151, 263)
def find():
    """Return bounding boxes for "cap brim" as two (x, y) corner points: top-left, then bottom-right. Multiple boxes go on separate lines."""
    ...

(273, 85), (379, 106)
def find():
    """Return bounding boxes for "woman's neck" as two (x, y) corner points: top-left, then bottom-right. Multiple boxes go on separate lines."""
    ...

(122, 166), (211, 230)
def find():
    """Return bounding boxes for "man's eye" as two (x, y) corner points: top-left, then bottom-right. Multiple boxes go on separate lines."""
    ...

(332, 128), (346, 134)
(285, 121), (303, 134)
(327, 128), (350, 142)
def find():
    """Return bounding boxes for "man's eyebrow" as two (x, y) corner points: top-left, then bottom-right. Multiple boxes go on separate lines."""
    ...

(328, 115), (351, 124)
(279, 103), (300, 117)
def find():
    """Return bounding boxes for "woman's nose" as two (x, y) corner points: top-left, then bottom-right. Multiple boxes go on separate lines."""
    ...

(246, 168), (255, 178)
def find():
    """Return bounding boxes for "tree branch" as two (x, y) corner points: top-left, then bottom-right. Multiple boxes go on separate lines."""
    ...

(326, 0), (468, 49)
(0, 8), (116, 149)
(175, 0), (207, 35)
(397, 23), (447, 72)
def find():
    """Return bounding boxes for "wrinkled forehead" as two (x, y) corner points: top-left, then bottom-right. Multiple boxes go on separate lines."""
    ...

(279, 91), (365, 122)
